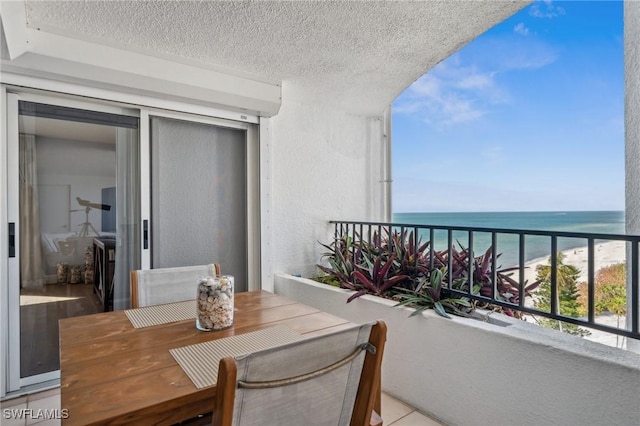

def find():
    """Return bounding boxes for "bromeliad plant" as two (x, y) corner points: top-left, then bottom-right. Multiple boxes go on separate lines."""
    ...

(444, 244), (541, 318)
(318, 229), (429, 295)
(315, 228), (539, 319)
(317, 233), (411, 300)
(394, 268), (472, 318)
(350, 253), (409, 302)
(316, 236), (357, 288)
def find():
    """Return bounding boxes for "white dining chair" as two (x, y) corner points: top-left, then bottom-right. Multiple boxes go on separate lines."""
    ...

(130, 263), (221, 308)
(213, 320), (387, 426)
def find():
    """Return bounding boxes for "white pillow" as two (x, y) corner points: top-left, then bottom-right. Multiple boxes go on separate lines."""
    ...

(40, 232), (77, 254)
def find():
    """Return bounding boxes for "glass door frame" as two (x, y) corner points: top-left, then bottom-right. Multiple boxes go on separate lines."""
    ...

(3, 89), (140, 392)
(139, 108), (261, 288)
(2, 88), (261, 395)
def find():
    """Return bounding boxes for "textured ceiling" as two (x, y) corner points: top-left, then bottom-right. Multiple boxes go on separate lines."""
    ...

(23, 0), (529, 115)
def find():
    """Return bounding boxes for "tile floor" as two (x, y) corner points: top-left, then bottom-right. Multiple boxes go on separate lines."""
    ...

(1, 388), (63, 426)
(1, 387), (445, 425)
(382, 392), (445, 426)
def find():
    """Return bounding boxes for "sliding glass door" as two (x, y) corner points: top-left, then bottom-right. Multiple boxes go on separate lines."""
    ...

(3, 92), (260, 394)
(149, 116), (252, 292)
(5, 93), (140, 390)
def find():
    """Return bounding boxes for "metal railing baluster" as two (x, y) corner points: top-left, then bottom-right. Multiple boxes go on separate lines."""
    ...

(519, 233), (525, 310)
(550, 236), (558, 317)
(468, 231), (474, 295)
(491, 232), (497, 300)
(588, 238), (595, 324)
(632, 242), (639, 334)
(447, 228), (453, 289)
(327, 220), (640, 341)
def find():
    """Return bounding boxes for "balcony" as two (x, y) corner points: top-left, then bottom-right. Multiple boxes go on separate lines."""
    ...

(2, 2), (640, 422)
(325, 220), (640, 345)
(274, 219), (640, 426)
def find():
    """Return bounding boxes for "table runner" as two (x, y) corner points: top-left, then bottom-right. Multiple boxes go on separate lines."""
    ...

(170, 325), (303, 388)
(125, 300), (194, 328)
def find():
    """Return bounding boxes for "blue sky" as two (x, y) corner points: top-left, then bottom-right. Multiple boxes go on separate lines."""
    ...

(392, 0), (624, 213)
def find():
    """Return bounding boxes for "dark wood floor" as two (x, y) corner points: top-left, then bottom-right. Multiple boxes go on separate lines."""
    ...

(20, 283), (103, 378)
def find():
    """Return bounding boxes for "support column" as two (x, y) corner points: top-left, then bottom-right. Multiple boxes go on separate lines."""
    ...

(624, 0), (640, 353)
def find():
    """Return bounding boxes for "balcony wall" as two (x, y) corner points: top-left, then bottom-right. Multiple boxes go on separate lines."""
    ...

(275, 273), (640, 426)
(625, 0), (640, 354)
(266, 97), (388, 282)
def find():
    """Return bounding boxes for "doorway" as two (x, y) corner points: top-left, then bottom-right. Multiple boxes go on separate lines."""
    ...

(3, 91), (260, 395)
(7, 96), (140, 389)
(149, 116), (250, 291)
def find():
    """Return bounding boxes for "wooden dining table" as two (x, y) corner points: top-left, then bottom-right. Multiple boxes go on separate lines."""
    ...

(59, 290), (354, 425)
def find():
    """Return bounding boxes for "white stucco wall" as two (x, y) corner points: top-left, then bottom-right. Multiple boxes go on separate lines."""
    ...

(267, 93), (387, 279)
(275, 274), (640, 426)
(625, 0), (640, 353)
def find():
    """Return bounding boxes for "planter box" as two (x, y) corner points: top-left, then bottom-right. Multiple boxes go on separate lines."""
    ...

(275, 273), (640, 426)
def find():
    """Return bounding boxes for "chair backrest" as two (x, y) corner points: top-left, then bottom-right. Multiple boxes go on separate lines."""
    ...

(130, 263), (221, 308)
(213, 320), (387, 426)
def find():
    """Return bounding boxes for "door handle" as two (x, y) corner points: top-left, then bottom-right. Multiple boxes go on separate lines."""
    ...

(8, 223), (15, 257)
(143, 220), (149, 249)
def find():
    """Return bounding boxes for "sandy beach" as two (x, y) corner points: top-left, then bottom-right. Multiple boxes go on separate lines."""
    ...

(515, 240), (627, 285)
(513, 240), (629, 348)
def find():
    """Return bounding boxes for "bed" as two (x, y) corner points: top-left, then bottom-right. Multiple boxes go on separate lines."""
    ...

(41, 232), (115, 277)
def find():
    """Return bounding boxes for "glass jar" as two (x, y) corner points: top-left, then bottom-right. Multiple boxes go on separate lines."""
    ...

(196, 275), (234, 331)
(69, 265), (82, 284)
(56, 262), (69, 283)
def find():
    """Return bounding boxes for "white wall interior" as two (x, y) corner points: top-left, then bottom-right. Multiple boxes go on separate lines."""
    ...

(36, 136), (116, 234)
(275, 274), (640, 426)
(33, 135), (115, 278)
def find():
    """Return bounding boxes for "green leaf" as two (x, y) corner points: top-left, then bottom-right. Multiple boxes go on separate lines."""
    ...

(433, 302), (451, 319)
(409, 305), (430, 317)
(430, 268), (443, 287)
(394, 298), (420, 307)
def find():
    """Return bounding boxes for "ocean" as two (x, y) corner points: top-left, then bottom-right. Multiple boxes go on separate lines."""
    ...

(392, 211), (625, 269)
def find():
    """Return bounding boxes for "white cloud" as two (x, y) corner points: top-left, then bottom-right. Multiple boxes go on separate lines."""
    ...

(514, 23), (530, 36)
(456, 71), (495, 90)
(500, 47), (557, 71)
(409, 73), (441, 98)
(440, 95), (486, 124)
(396, 65), (492, 126)
(395, 58), (509, 126)
(529, 0), (566, 19)
(394, 32), (559, 127)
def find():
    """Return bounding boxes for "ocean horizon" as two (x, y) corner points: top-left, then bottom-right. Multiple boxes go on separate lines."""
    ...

(392, 211), (625, 268)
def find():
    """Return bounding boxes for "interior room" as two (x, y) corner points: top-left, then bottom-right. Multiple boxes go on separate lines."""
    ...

(19, 111), (116, 378)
